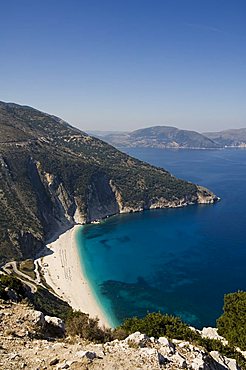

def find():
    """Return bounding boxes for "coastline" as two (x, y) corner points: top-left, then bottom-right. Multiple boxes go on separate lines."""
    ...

(39, 225), (111, 328)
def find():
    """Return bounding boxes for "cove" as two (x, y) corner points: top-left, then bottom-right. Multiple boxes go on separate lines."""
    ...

(77, 149), (246, 328)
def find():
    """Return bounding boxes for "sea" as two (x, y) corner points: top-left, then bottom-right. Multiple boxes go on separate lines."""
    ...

(76, 148), (246, 329)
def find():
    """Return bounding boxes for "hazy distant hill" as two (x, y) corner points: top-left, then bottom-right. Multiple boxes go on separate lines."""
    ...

(205, 128), (246, 147)
(100, 126), (220, 149)
(0, 102), (217, 263)
(86, 130), (125, 138)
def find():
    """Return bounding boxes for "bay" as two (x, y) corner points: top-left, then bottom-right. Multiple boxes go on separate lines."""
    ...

(77, 148), (246, 328)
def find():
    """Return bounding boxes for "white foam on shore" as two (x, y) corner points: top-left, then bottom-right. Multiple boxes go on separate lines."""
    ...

(39, 225), (111, 327)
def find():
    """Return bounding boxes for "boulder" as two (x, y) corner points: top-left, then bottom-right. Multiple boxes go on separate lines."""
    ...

(201, 327), (226, 342)
(44, 315), (65, 333)
(171, 353), (187, 368)
(158, 337), (175, 355)
(191, 355), (206, 370)
(125, 332), (150, 347)
(29, 310), (45, 326)
(210, 351), (239, 370)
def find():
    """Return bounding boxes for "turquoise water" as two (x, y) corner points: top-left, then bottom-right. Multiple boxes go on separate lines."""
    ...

(77, 149), (246, 328)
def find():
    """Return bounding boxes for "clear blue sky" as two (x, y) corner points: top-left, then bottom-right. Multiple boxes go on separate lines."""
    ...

(1, 0), (245, 132)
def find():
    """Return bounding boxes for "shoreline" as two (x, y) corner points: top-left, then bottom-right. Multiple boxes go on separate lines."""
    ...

(39, 225), (111, 328)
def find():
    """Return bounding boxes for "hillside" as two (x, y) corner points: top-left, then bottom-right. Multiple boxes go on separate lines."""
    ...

(205, 128), (246, 147)
(0, 299), (244, 370)
(100, 126), (220, 149)
(0, 102), (217, 263)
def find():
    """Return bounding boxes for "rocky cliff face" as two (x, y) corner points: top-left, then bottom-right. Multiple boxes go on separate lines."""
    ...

(0, 101), (218, 263)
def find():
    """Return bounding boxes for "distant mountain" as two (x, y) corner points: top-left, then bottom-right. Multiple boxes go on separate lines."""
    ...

(100, 126), (220, 149)
(204, 128), (246, 147)
(86, 130), (125, 138)
(0, 102), (217, 263)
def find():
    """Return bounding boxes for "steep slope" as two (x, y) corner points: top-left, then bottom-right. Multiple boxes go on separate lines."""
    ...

(101, 126), (220, 149)
(205, 128), (246, 147)
(0, 102), (217, 263)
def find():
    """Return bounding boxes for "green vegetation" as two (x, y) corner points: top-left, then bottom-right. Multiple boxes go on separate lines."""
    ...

(18, 259), (36, 280)
(31, 287), (72, 320)
(65, 311), (113, 343)
(0, 274), (26, 299)
(217, 291), (246, 350)
(0, 101), (206, 264)
(120, 312), (196, 341)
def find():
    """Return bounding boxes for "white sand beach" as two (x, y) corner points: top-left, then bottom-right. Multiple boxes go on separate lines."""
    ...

(39, 225), (110, 327)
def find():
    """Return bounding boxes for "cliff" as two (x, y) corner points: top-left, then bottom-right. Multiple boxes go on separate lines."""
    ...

(0, 101), (218, 263)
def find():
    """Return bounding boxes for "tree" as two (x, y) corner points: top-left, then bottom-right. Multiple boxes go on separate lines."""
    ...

(217, 291), (246, 350)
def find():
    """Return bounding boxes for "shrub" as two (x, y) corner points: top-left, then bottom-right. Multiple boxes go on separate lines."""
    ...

(119, 312), (197, 341)
(0, 274), (26, 298)
(0, 283), (8, 300)
(31, 287), (72, 320)
(217, 291), (246, 350)
(65, 311), (113, 343)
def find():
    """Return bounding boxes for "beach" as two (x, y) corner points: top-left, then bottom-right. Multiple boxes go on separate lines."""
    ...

(39, 225), (111, 327)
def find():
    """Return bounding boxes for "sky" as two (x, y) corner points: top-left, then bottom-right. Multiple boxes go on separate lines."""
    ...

(0, 0), (245, 132)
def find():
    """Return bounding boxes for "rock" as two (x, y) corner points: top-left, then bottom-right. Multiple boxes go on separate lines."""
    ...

(49, 358), (59, 366)
(57, 362), (69, 369)
(172, 353), (187, 368)
(158, 336), (175, 348)
(140, 348), (157, 356)
(201, 327), (227, 342)
(125, 331), (150, 347)
(189, 349), (209, 370)
(139, 348), (161, 367)
(158, 352), (167, 365)
(158, 337), (175, 355)
(158, 337), (170, 346)
(210, 351), (239, 370)
(44, 315), (65, 333)
(239, 349), (246, 359)
(29, 311), (45, 326)
(66, 360), (77, 367)
(76, 350), (97, 360)
(9, 352), (19, 360)
(189, 326), (201, 334)
(191, 355), (206, 370)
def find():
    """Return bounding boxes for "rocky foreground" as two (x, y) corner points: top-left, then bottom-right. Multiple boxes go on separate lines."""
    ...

(0, 300), (242, 370)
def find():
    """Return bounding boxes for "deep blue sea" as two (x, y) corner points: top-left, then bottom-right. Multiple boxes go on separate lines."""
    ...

(77, 149), (246, 329)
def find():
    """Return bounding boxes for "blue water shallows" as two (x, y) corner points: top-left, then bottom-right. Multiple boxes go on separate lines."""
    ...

(77, 149), (246, 328)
